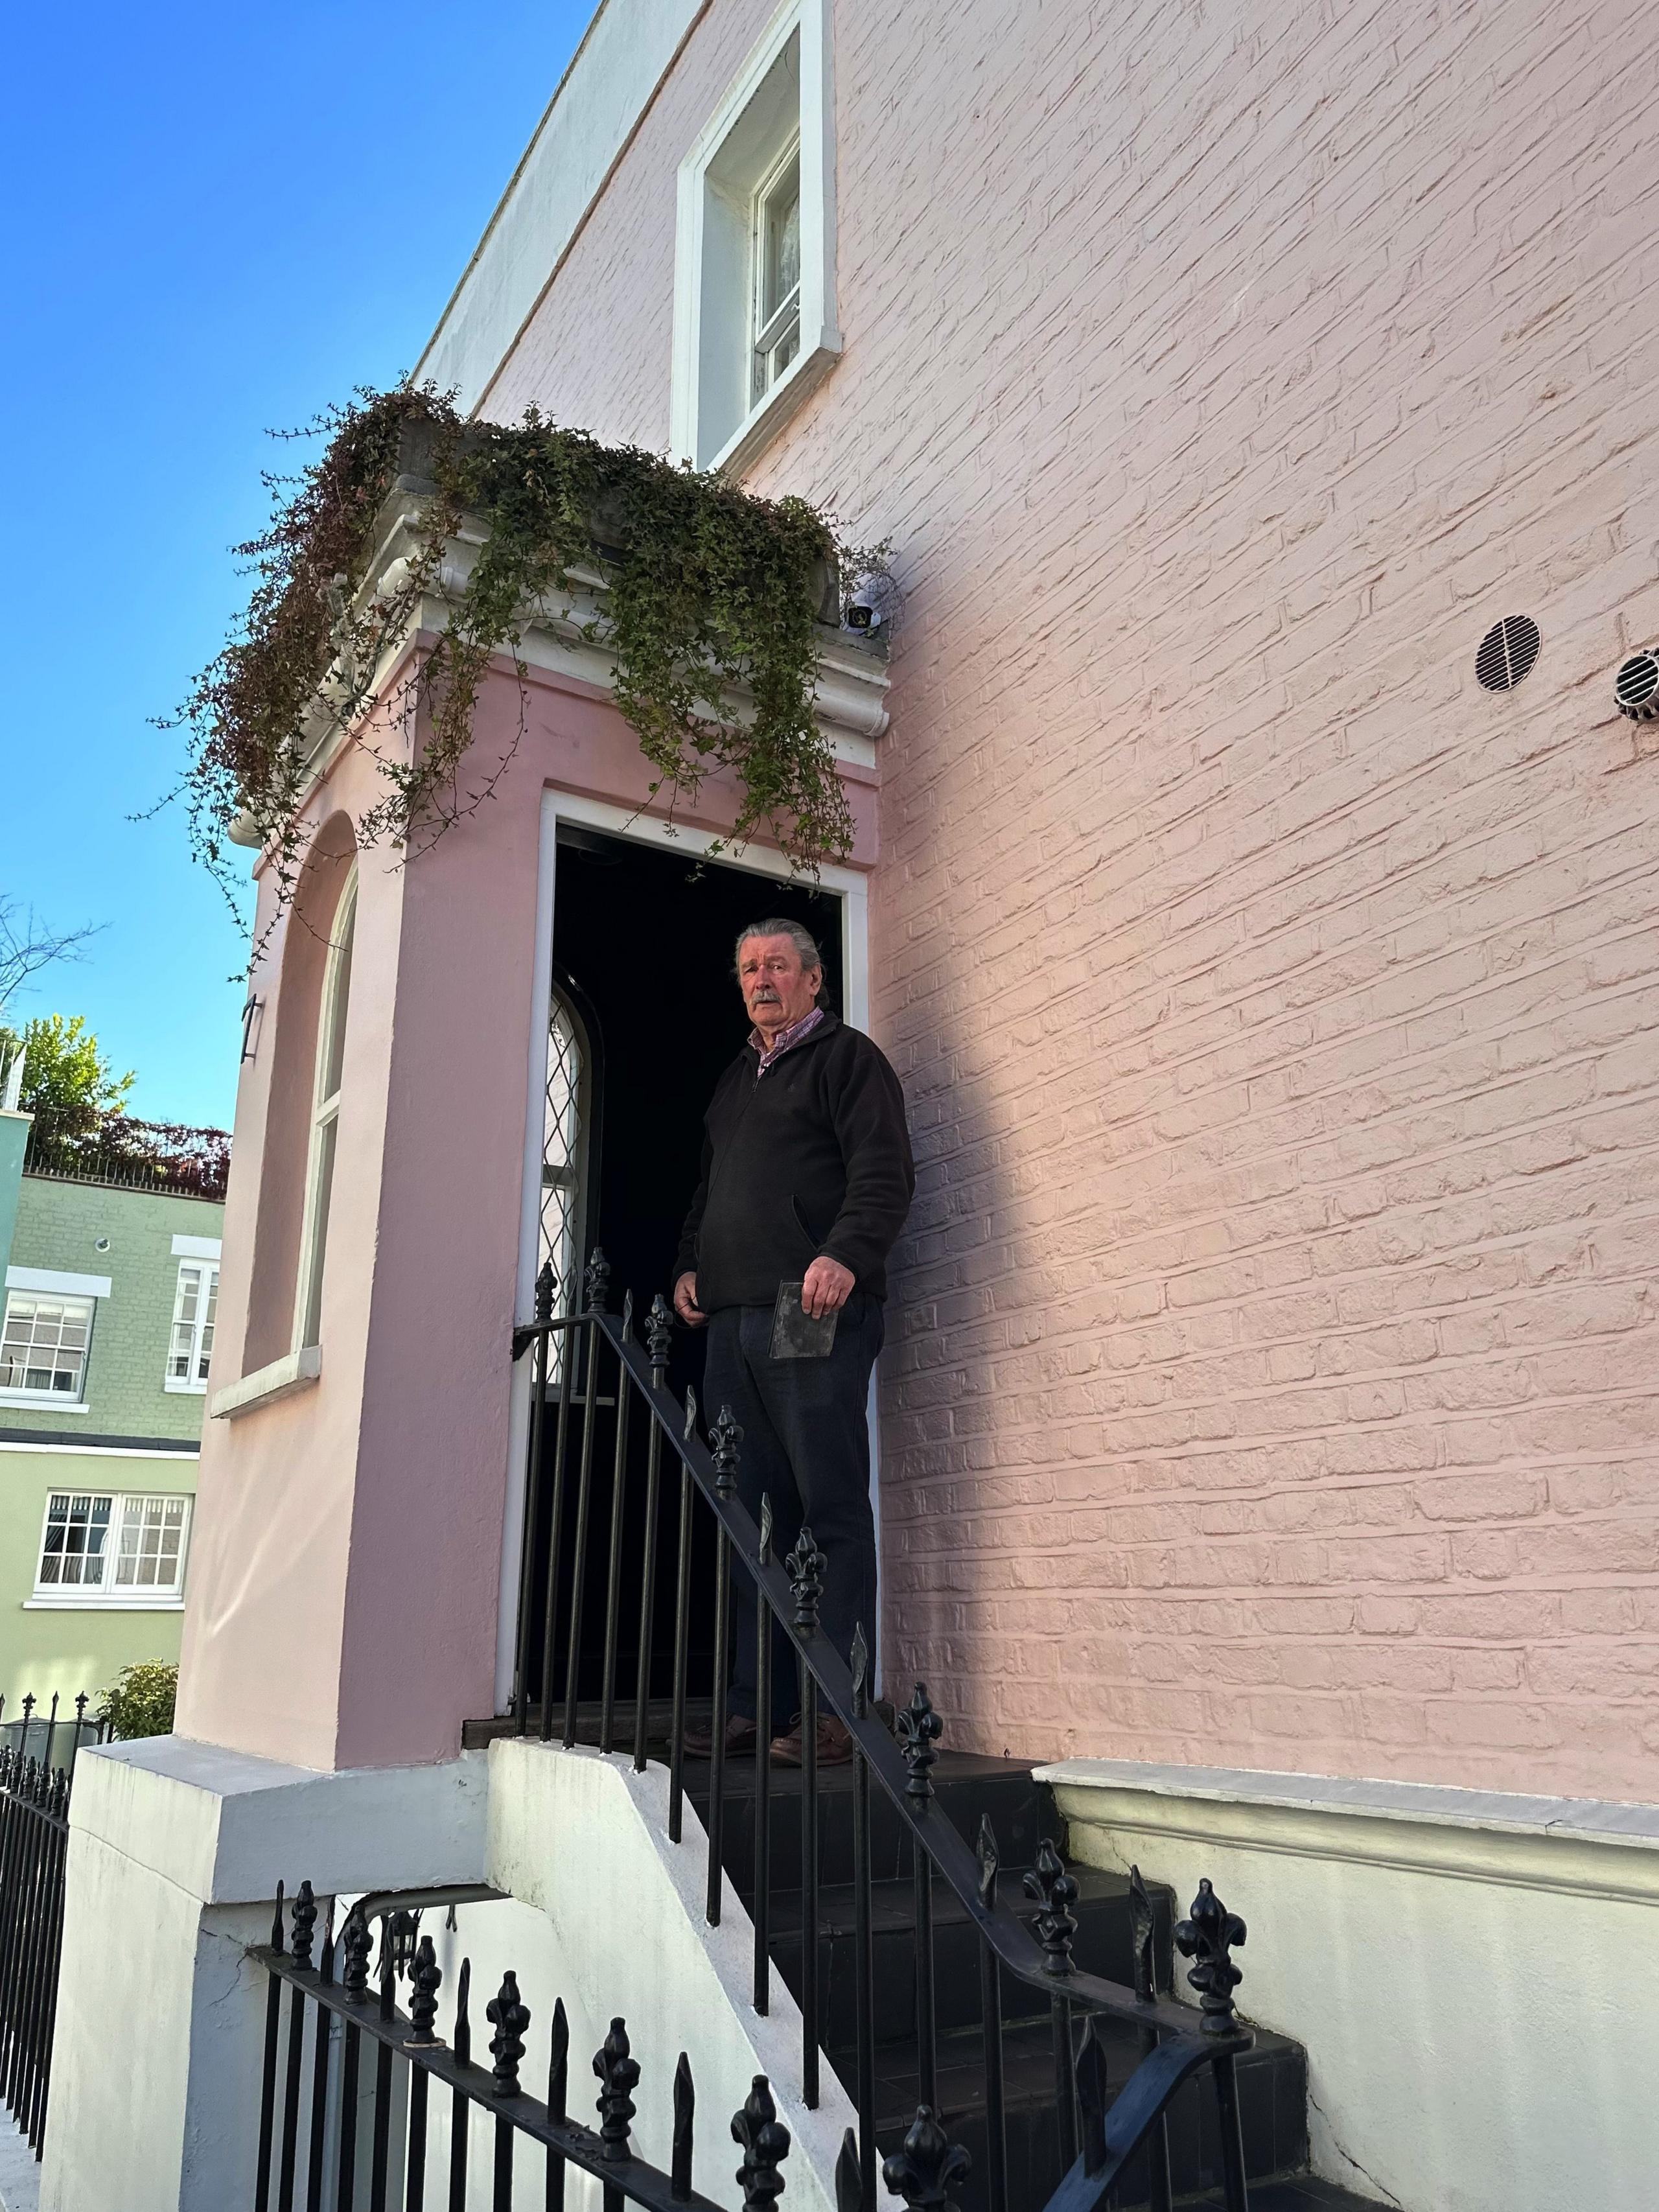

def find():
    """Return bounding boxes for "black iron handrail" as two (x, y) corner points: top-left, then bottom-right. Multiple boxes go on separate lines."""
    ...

(510, 1259), (1257, 2212)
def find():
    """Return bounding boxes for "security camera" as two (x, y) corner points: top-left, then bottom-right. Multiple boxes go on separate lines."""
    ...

(842, 571), (901, 640)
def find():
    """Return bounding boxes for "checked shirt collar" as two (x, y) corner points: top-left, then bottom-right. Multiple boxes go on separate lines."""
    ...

(750, 1003), (826, 1075)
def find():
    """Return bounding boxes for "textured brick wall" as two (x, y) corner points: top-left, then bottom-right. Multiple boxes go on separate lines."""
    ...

(489, 0), (1659, 1796)
(8, 1178), (222, 1445)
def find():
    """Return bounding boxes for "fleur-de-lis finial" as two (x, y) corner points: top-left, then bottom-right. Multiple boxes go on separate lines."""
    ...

(535, 1258), (556, 1325)
(342, 1905), (371, 1995)
(594, 2017), (640, 2159)
(786, 1527), (826, 1635)
(732, 2075), (791, 2212)
(407, 1935), (442, 2043)
(672, 2052), (695, 2201)
(711, 1404), (743, 1498)
(584, 1247), (612, 1314)
(1128, 1864), (1157, 2002)
(851, 1623), (870, 1721)
(290, 1881), (318, 1970)
(895, 1682), (942, 1806)
(1023, 1837), (1078, 1975)
(881, 2105), (971, 2212)
(1173, 1878), (1246, 2034)
(487, 1972), (531, 2095)
(977, 1815), (999, 1911)
(647, 1294), (673, 1375)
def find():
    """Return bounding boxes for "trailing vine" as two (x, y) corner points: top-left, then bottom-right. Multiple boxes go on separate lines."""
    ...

(172, 386), (880, 918)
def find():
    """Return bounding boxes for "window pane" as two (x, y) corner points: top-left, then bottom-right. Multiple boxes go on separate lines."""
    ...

(318, 895), (356, 1103)
(39, 1494), (111, 1588)
(2, 1294), (95, 1398)
(298, 1117), (338, 1348)
(167, 1262), (219, 1386)
(113, 1496), (188, 1590)
(761, 154), (800, 324)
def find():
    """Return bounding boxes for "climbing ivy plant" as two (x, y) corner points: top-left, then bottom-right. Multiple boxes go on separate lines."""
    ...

(174, 386), (879, 916)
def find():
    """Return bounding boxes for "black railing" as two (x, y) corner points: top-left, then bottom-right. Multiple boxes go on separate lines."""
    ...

(509, 1255), (1257, 2212)
(253, 1878), (803, 2212)
(0, 1741), (78, 2156)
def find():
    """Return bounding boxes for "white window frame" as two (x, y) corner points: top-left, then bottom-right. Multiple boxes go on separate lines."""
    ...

(165, 1259), (219, 1393)
(27, 1489), (192, 1611)
(0, 1286), (100, 1410)
(294, 868), (358, 1352)
(671, 0), (839, 475)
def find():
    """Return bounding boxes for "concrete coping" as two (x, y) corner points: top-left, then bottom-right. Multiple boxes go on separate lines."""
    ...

(1035, 1758), (1659, 1856)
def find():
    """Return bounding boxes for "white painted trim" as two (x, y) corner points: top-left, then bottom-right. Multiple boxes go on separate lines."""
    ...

(5, 1267), (111, 1299)
(0, 1441), (197, 1461)
(491, 787), (873, 1714)
(170, 1235), (223, 1261)
(494, 792), (564, 1713)
(163, 1378), (209, 1396)
(0, 1394), (90, 1413)
(671, 0), (840, 472)
(415, 0), (708, 414)
(23, 1596), (185, 1612)
(209, 1345), (321, 1421)
(1038, 1757), (1659, 1905)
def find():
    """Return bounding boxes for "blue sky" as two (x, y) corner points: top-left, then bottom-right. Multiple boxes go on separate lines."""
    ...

(0, 2), (597, 1128)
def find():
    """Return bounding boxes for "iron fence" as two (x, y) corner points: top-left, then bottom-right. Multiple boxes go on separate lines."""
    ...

(507, 1257), (1257, 2212)
(254, 1878), (800, 2212)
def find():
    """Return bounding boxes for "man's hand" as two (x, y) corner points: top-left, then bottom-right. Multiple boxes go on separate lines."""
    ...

(673, 1272), (707, 1329)
(801, 1255), (856, 1320)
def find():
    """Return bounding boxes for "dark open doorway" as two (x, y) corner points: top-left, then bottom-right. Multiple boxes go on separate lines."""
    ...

(518, 824), (846, 1720)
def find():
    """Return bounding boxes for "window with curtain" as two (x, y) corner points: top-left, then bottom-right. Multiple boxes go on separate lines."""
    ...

(296, 869), (358, 1349)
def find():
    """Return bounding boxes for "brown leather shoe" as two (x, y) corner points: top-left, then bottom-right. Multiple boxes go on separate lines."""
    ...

(683, 1715), (758, 1758)
(770, 1716), (855, 1768)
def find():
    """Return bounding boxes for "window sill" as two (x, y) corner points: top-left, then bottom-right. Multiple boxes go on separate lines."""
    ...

(0, 1393), (89, 1414)
(163, 1380), (209, 1396)
(209, 1345), (321, 1421)
(708, 334), (840, 479)
(24, 1594), (185, 1612)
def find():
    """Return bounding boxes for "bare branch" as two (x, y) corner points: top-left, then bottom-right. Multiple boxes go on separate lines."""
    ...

(0, 897), (104, 1022)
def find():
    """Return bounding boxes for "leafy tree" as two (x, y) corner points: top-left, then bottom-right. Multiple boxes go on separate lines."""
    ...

(16, 1014), (134, 1139)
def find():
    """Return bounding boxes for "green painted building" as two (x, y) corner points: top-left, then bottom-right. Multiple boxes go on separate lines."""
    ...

(0, 1102), (224, 1712)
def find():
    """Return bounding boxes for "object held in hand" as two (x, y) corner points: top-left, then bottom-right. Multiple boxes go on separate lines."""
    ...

(771, 1280), (839, 1359)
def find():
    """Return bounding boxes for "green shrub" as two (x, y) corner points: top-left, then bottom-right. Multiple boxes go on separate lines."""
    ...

(98, 1661), (178, 1741)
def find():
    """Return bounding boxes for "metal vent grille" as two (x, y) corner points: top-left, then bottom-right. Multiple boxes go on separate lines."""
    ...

(1475, 615), (1542, 692)
(1615, 650), (1659, 721)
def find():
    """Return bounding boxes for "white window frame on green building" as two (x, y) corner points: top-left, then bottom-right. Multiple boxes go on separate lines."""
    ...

(0, 1267), (111, 1412)
(26, 1489), (191, 1611)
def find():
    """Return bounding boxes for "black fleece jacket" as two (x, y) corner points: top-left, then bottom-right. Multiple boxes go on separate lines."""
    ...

(674, 1012), (914, 1312)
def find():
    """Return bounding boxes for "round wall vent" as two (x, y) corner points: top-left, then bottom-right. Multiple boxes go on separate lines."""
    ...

(1614, 650), (1659, 721)
(1475, 616), (1542, 692)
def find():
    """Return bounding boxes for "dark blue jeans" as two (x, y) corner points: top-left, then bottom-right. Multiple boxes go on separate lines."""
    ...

(702, 1293), (884, 1726)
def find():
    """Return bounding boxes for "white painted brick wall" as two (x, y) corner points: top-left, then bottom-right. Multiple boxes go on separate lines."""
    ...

(486, 0), (1659, 1797)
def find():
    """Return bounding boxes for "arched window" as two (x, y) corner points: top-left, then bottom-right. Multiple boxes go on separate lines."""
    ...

(295, 869), (358, 1350)
(539, 981), (592, 1323)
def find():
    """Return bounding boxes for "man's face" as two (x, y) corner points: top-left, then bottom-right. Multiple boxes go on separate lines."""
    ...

(738, 934), (821, 1040)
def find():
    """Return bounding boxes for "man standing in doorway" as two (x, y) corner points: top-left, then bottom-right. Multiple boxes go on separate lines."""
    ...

(674, 919), (914, 1766)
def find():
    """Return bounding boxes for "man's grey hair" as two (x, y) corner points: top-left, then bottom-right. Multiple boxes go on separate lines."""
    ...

(734, 917), (823, 976)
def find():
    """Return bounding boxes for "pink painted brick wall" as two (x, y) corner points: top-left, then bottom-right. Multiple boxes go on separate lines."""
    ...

(489, 0), (1659, 1797)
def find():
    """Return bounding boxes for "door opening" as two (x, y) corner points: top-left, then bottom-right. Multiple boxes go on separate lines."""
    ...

(518, 823), (846, 1721)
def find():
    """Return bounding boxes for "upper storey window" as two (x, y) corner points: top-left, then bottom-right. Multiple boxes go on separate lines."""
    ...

(672, 0), (838, 474)
(295, 868), (357, 1351)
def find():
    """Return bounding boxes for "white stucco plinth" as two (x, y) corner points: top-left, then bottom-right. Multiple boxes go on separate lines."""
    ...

(1038, 1757), (1659, 2212)
(40, 1736), (487, 2212)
